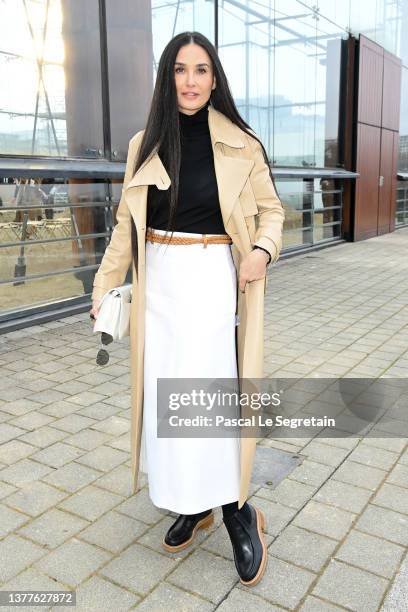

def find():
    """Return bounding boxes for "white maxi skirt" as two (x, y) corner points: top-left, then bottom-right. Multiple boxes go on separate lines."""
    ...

(139, 227), (241, 514)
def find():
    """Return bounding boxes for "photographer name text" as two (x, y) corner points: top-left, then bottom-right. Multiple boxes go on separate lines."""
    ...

(167, 415), (336, 429)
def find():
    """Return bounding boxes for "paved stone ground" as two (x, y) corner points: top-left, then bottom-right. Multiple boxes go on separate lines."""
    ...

(0, 227), (407, 611)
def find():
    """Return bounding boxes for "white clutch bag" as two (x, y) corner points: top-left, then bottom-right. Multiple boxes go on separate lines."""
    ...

(93, 283), (132, 340)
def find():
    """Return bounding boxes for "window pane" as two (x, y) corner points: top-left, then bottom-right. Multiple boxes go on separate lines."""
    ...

(276, 177), (343, 249)
(106, 0), (215, 161)
(0, 0), (104, 158)
(218, 0), (346, 169)
(0, 178), (126, 315)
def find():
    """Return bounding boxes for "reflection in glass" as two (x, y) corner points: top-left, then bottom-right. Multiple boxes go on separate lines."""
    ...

(0, 0), (103, 157)
(317, 1), (350, 32)
(396, 182), (408, 227)
(0, 178), (118, 314)
(151, 0), (214, 82)
(106, 1), (214, 159)
(399, 66), (408, 173)
(218, 0), (347, 169)
(276, 177), (343, 249)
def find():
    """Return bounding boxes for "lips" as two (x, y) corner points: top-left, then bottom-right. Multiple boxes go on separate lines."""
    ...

(182, 93), (199, 97)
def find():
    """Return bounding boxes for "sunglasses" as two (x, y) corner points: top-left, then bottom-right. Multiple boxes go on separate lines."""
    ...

(90, 313), (114, 365)
(96, 332), (113, 365)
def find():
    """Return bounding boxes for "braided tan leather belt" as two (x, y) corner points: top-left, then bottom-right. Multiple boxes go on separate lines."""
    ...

(146, 228), (232, 248)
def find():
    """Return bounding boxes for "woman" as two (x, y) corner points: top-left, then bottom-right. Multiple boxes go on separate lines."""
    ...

(90, 31), (285, 587)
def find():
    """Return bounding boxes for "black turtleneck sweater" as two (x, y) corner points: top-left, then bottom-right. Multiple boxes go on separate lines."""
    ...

(146, 101), (272, 263)
(146, 101), (226, 234)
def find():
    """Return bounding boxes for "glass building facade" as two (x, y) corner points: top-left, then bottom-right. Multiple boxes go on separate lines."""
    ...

(0, 0), (407, 328)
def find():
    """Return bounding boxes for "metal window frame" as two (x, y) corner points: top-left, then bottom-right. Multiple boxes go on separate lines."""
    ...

(0, 159), (125, 179)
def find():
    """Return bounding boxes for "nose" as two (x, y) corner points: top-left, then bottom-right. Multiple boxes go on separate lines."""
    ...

(185, 70), (197, 86)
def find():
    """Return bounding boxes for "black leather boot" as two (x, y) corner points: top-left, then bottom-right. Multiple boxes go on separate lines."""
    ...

(162, 509), (214, 552)
(223, 502), (267, 585)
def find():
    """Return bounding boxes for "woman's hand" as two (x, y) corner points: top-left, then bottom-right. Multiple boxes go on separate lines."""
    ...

(90, 298), (101, 325)
(239, 248), (269, 292)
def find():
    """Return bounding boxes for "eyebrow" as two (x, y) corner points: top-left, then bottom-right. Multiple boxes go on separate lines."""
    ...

(174, 62), (210, 67)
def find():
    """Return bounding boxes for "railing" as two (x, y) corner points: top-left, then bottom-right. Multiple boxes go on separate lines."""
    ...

(396, 180), (408, 227)
(0, 179), (121, 319)
(0, 164), (357, 326)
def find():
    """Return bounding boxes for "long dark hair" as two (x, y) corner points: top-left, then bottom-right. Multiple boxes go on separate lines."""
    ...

(130, 31), (277, 268)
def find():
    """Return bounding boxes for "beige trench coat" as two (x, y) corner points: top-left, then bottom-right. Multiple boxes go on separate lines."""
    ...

(92, 104), (285, 508)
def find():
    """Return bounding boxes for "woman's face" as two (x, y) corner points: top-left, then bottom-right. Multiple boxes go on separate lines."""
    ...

(174, 43), (216, 115)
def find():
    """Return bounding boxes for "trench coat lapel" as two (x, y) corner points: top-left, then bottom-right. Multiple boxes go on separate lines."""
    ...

(123, 105), (255, 235)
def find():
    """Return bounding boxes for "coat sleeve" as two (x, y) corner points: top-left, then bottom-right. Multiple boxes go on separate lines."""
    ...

(245, 133), (285, 264)
(91, 132), (142, 303)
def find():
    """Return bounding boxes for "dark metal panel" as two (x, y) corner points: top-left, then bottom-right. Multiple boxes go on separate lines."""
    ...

(354, 122), (381, 240)
(105, 0), (153, 160)
(341, 36), (358, 241)
(378, 128), (395, 235)
(354, 35), (402, 241)
(382, 51), (402, 132)
(358, 35), (383, 128)
(60, 0), (105, 158)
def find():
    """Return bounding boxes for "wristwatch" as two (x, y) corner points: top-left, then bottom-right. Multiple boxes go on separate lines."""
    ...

(252, 245), (271, 265)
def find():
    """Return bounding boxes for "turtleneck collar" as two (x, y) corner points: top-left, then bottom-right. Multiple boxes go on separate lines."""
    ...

(179, 100), (210, 131)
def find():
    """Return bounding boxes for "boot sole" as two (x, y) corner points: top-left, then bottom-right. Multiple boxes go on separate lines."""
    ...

(239, 507), (267, 587)
(162, 512), (214, 552)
